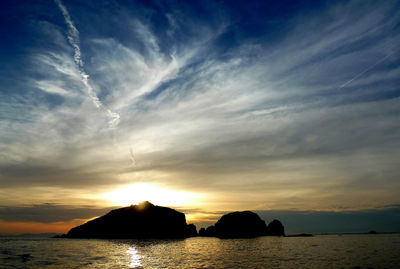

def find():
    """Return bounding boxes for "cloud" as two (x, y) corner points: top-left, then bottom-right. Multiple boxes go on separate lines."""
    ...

(35, 80), (71, 96)
(0, 0), (399, 214)
(257, 206), (400, 233)
(54, 0), (120, 129)
(0, 203), (118, 223)
(0, 161), (120, 188)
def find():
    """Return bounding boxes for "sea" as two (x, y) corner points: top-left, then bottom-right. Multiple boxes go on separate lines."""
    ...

(1, 234), (400, 268)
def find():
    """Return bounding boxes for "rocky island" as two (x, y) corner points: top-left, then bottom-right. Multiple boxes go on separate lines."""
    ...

(199, 211), (285, 238)
(58, 202), (284, 239)
(64, 201), (197, 239)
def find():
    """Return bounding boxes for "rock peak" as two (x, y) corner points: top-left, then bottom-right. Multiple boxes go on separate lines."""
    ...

(137, 201), (153, 209)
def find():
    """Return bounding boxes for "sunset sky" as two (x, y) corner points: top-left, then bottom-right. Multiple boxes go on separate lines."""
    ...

(1, 0), (400, 235)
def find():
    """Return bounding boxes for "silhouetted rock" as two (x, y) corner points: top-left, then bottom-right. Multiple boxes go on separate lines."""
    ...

(199, 228), (206, 236)
(266, 219), (285, 236)
(186, 223), (198, 237)
(205, 225), (217, 237)
(65, 201), (197, 239)
(368, 230), (377, 234)
(199, 225), (217, 237)
(285, 233), (312, 237)
(199, 211), (285, 238)
(52, 234), (67, 238)
(213, 211), (268, 238)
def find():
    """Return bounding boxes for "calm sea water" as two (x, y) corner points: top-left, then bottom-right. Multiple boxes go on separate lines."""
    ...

(1, 234), (400, 268)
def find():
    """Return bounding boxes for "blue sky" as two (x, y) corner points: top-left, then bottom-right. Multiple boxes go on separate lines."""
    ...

(0, 0), (400, 233)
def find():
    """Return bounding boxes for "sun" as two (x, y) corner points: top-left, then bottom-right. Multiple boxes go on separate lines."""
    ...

(100, 183), (203, 208)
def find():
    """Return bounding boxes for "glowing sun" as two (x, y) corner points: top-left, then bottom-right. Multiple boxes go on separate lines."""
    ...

(100, 183), (204, 207)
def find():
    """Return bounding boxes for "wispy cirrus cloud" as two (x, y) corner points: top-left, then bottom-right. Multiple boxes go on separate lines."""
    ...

(55, 0), (120, 128)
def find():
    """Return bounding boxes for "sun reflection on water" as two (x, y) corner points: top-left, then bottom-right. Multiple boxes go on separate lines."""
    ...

(127, 247), (142, 268)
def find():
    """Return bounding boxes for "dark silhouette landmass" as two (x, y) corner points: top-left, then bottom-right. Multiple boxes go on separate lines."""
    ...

(63, 201), (197, 239)
(266, 219), (285, 236)
(285, 233), (313, 237)
(199, 211), (285, 238)
(55, 202), (286, 239)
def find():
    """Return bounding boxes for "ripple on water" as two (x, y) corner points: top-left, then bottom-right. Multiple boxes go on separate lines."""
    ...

(0, 235), (399, 268)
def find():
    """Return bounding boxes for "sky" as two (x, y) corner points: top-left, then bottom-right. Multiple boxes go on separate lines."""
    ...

(0, 0), (400, 235)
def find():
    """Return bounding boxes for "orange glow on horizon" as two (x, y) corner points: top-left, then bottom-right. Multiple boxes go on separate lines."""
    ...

(0, 219), (87, 235)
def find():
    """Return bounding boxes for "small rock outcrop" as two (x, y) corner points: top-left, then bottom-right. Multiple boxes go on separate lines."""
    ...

(65, 201), (197, 239)
(200, 211), (285, 238)
(266, 219), (285, 236)
(199, 225), (217, 237)
(186, 224), (198, 237)
(214, 211), (267, 238)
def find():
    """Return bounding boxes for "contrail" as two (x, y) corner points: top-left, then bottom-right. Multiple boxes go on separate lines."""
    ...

(55, 0), (120, 129)
(129, 147), (137, 166)
(338, 52), (393, 89)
